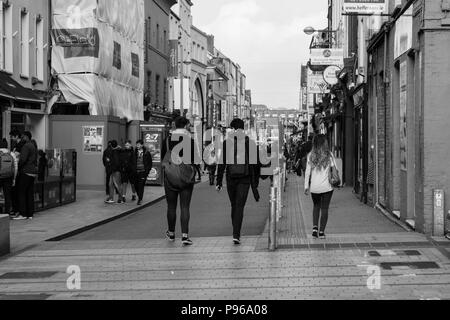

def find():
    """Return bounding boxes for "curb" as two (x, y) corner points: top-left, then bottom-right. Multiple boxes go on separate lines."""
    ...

(46, 195), (167, 242)
(375, 203), (414, 232)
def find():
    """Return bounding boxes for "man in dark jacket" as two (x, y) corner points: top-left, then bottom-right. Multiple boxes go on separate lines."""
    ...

(14, 131), (38, 220)
(133, 140), (153, 206)
(121, 141), (137, 202)
(103, 141), (113, 197)
(216, 119), (261, 245)
(105, 140), (124, 204)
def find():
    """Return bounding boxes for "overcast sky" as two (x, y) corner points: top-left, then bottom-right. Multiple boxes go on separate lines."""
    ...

(191, 0), (328, 110)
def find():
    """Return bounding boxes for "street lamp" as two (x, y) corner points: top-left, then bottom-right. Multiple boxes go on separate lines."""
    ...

(303, 26), (338, 35)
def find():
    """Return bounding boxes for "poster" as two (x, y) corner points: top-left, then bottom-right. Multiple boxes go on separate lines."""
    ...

(83, 126), (104, 153)
(400, 61), (407, 171)
(143, 131), (162, 162)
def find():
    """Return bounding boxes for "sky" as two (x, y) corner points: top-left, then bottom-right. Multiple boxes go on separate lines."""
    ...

(191, 0), (328, 110)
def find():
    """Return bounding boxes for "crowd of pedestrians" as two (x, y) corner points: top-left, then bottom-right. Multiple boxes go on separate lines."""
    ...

(102, 139), (153, 206)
(0, 130), (39, 221)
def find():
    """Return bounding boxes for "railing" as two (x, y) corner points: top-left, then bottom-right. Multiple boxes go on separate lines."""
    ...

(268, 162), (287, 251)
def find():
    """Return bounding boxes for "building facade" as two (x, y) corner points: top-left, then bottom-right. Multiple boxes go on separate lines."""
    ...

(0, 0), (49, 148)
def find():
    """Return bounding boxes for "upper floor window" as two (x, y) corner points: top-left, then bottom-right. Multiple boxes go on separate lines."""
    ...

(20, 8), (30, 78)
(35, 15), (44, 81)
(1, 2), (13, 72)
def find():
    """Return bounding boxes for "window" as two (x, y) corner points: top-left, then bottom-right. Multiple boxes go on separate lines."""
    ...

(144, 18), (150, 63)
(35, 15), (44, 81)
(156, 24), (159, 49)
(1, 2), (13, 72)
(147, 71), (152, 100)
(155, 74), (160, 105)
(20, 9), (30, 78)
(163, 30), (167, 54)
(163, 78), (167, 108)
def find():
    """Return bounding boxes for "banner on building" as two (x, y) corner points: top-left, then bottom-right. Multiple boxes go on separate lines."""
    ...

(400, 61), (407, 171)
(310, 49), (344, 66)
(221, 100), (227, 124)
(394, 6), (413, 59)
(51, 0), (145, 121)
(343, 0), (386, 14)
(83, 126), (104, 154)
(168, 40), (179, 77)
(173, 79), (190, 111)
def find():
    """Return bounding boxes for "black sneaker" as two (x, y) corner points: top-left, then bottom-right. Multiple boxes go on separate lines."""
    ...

(137, 200), (142, 206)
(319, 232), (326, 240)
(182, 237), (193, 246)
(132, 195), (137, 201)
(117, 199), (123, 204)
(312, 228), (319, 239)
(166, 231), (175, 242)
(233, 238), (241, 245)
(122, 197), (126, 203)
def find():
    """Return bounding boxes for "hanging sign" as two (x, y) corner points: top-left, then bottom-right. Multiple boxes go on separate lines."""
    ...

(343, 0), (386, 14)
(310, 49), (344, 66)
(323, 66), (341, 85)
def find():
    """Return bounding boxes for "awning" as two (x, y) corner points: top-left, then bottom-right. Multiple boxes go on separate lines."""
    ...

(0, 72), (45, 104)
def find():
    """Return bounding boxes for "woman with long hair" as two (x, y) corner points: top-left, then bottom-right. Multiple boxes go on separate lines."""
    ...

(304, 134), (338, 239)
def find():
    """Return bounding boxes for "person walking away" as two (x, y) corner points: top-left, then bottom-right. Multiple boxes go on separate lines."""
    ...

(204, 142), (217, 186)
(304, 134), (337, 240)
(105, 140), (123, 204)
(14, 132), (38, 220)
(162, 117), (198, 246)
(133, 140), (153, 206)
(103, 141), (113, 199)
(0, 139), (18, 218)
(216, 119), (261, 245)
(121, 141), (137, 202)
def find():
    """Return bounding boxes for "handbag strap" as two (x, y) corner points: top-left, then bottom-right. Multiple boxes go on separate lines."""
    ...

(330, 152), (337, 168)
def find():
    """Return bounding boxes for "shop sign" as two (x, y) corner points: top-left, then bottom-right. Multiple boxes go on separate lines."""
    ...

(83, 126), (104, 154)
(323, 66), (341, 85)
(168, 40), (179, 77)
(308, 72), (330, 94)
(310, 49), (344, 66)
(343, 0), (386, 14)
(394, 6), (413, 59)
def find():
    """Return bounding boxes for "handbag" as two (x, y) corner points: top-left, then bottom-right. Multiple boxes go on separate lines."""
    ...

(162, 138), (196, 189)
(328, 153), (341, 188)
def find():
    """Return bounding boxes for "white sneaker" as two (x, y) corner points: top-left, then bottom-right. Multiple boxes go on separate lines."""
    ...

(13, 216), (27, 221)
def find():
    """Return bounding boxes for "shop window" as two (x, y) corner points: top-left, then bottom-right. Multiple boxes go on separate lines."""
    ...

(20, 9), (30, 78)
(1, 2), (13, 72)
(131, 52), (139, 77)
(113, 41), (121, 70)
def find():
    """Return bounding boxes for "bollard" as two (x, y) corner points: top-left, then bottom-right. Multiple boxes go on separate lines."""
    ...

(269, 187), (277, 251)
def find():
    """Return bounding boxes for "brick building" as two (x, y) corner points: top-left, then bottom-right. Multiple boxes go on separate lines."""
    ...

(367, 0), (450, 236)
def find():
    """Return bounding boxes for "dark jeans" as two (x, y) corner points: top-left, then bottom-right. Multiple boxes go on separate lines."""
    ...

(11, 185), (19, 213)
(105, 171), (111, 196)
(165, 184), (194, 235)
(0, 178), (13, 215)
(311, 191), (334, 232)
(208, 165), (217, 185)
(194, 165), (201, 180)
(226, 179), (251, 239)
(134, 171), (147, 201)
(17, 173), (36, 218)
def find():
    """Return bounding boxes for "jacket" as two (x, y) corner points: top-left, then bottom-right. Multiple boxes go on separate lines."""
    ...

(109, 147), (122, 173)
(216, 136), (261, 202)
(121, 148), (136, 173)
(134, 147), (153, 175)
(18, 141), (38, 175)
(103, 147), (113, 173)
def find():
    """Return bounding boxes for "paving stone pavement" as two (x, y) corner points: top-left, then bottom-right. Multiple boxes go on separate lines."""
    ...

(0, 236), (449, 300)
(0, 174), (449, 300)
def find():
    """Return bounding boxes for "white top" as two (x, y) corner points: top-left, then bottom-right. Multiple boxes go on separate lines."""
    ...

(304, 152), (337, 194)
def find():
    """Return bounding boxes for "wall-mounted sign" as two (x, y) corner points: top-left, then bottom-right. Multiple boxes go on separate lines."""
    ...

(323, 65), (341, 85)
(343, 0), (386, 14)
(394, 6), (413, 59)
(83, 126), (104, 154)
(308, 72), (330, 94)
(310, 49), (344, 66)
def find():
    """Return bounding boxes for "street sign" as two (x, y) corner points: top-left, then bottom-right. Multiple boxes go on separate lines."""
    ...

(323, 66), (341, 85)
(434, 189), (445, 236)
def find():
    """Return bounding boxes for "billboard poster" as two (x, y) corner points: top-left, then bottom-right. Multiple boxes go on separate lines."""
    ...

(400, 61), (407, 171)
(83, 126), (104, 154)
(310, 49), (344, 66)
(343, 0), (386, 14)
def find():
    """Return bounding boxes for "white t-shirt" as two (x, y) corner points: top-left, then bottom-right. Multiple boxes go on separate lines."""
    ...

(304, 153), (335, 194)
